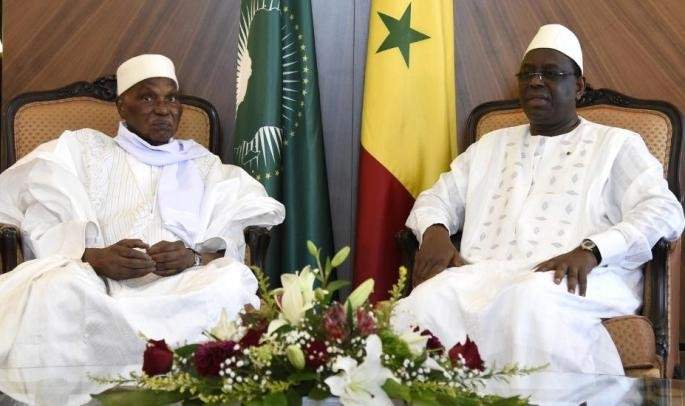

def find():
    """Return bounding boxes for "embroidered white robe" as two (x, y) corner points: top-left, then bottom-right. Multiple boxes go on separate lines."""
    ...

(394, 118), (684, 375)
(0, 129), (285, 368)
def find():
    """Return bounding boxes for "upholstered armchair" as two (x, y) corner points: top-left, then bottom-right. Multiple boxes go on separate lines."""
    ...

(0, 76), (271, 274)
(397, 86), (683, 378)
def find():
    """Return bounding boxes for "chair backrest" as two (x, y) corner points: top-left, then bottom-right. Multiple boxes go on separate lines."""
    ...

(3, 76), (221, 170)
(465, 87), (683, 201)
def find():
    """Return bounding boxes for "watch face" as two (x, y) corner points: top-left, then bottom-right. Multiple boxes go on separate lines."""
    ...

(581, 239), (595, 250)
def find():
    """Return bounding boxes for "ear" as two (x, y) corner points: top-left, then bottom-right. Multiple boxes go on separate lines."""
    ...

(115, 96), (127, 119)
(575, 76), (586, 100)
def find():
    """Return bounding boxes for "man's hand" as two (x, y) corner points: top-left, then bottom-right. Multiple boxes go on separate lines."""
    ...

(83, 239), (156, 280)
(147, 240), (195, 277)
(413, 224), (465, 287)
(534, 246), (598, 296)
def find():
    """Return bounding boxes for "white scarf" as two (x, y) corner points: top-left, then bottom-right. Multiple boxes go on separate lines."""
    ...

(114, 122), (209, 245)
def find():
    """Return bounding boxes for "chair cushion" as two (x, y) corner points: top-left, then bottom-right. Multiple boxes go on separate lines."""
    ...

(13, 97), (211, 160)
(602, 315), (661, 372)
(475, 106), (672, 176)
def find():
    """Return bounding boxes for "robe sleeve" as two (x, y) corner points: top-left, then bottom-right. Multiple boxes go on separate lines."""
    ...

(0, 130), (103, 260)
(195, 159), (285, 262)
(589, 133), (684, 268)
(405, 145), (474, 245)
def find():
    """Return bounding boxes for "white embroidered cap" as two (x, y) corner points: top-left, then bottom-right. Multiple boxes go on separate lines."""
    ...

(116, 54), (179, 96)
(524, 24), (583, 73)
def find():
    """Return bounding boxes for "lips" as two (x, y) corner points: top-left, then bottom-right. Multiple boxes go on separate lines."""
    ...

(524, 94), (550, 108)
(151, 120), (173, 129)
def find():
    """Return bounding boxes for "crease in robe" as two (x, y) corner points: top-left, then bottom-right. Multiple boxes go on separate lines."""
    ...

(0, 129), (285, 368)
(394, 118), (684, 375)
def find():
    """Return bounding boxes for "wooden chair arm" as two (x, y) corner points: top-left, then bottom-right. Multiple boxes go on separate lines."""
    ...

(645, 237), (682, 377)
(0, 223), (21, 274)
(395, 227), (461, 291)
(243, 226), (272, 272)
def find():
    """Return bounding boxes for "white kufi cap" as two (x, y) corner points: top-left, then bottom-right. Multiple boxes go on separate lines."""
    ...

(116, 54), (178, 96)
(525, 24), (583, 73)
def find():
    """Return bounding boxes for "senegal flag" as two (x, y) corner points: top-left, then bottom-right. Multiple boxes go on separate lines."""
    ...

(354, 1), (457, 301)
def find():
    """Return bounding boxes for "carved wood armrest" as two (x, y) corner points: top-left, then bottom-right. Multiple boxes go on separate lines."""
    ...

(243, 226), (272, 272)
(644, 237), (681, 377)
(395, 227), (461, 292)
(0, 223), (21, 274)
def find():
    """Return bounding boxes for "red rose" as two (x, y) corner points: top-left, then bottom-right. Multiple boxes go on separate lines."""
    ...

(355, 308), (376, 337)
(323, 302), (348, 341)
(304, 340), (329, 369)
(142, 339), (174, 376)
(194, 340), (240, 377)
(239, 320), (268, 348)
(448, 336), (484, 371)
(421, 329), (444, 354)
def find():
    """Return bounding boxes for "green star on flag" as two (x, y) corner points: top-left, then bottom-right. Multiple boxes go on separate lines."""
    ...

(376, 3), (430, 67)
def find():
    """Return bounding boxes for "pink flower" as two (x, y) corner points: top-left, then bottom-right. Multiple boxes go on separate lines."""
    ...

(323, 302), (348, 341)
(304, 340), (329, 369)
(142, 339), (173, 376)
(355, 308), (376, 337)
(421, 329), (444, 354)
(194, 340), (240, 377)
(448, 336), (484, 371)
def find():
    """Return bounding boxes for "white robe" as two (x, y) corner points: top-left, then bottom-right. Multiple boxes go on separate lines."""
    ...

(395, 118), (684, 375)
(0, 129), (285, 368)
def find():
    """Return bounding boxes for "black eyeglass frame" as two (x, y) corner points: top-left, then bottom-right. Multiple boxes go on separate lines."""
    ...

(515, 70), (578, 82)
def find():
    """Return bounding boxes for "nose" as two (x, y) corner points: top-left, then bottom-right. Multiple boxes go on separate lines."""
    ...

(529, 73), (545, 87)
(153, 100), (171, 115)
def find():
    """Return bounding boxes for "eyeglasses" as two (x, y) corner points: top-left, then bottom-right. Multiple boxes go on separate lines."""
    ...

(515, 71), (576, 83)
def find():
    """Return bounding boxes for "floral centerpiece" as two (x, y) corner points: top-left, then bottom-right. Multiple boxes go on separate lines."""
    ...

(94, 243), (536, 405)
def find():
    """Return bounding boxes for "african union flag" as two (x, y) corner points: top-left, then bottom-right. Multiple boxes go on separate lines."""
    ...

(233, 0), (333, 286)
(354, 0), (457, 301)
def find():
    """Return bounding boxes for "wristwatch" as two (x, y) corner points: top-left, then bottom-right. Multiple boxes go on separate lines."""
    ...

(580, 239), (602, 264)
(191, 249), (202, 267)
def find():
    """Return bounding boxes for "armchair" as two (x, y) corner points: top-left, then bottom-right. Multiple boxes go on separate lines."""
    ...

(397, 86), (683, 378)
(0, 76), (271, 274)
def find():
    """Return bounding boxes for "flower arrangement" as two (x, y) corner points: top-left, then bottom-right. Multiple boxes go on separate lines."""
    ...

(94, 243), (536, 405)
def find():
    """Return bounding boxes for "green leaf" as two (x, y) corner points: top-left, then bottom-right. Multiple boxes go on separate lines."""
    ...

(288, 371), (318, 382)
(307, 386), (330, 400)
(330, 246), (350, 268)
(382, 379), (411, 401)
(325, 280), (350, 294)
(92, 387), (186, 406)
(261, 392), (288, 406)
(174, 344), (199, 359)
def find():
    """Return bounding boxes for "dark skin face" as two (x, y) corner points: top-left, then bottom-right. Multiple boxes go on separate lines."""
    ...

(116, 77), (182, 145)
(518, 48), (585, 136)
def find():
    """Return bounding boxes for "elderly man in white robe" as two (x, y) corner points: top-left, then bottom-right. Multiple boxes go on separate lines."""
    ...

(393, 25), (684, 375)
(0, 54), (285, 368)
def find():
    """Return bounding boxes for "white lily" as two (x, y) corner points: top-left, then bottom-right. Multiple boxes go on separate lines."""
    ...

(325, 334), (397, 406)
(277, 266), (317, 326)
(399, 329), (429, 356)
(210, 309), (243, 341)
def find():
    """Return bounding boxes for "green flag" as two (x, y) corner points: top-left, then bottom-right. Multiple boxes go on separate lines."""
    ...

(234, 0), (334, 286)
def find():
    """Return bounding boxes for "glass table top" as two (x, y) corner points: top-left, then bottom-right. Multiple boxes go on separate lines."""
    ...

(1, 365), (684, 405)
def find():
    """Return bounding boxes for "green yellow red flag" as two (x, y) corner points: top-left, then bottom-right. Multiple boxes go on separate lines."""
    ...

(354, 0), (457, 301)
